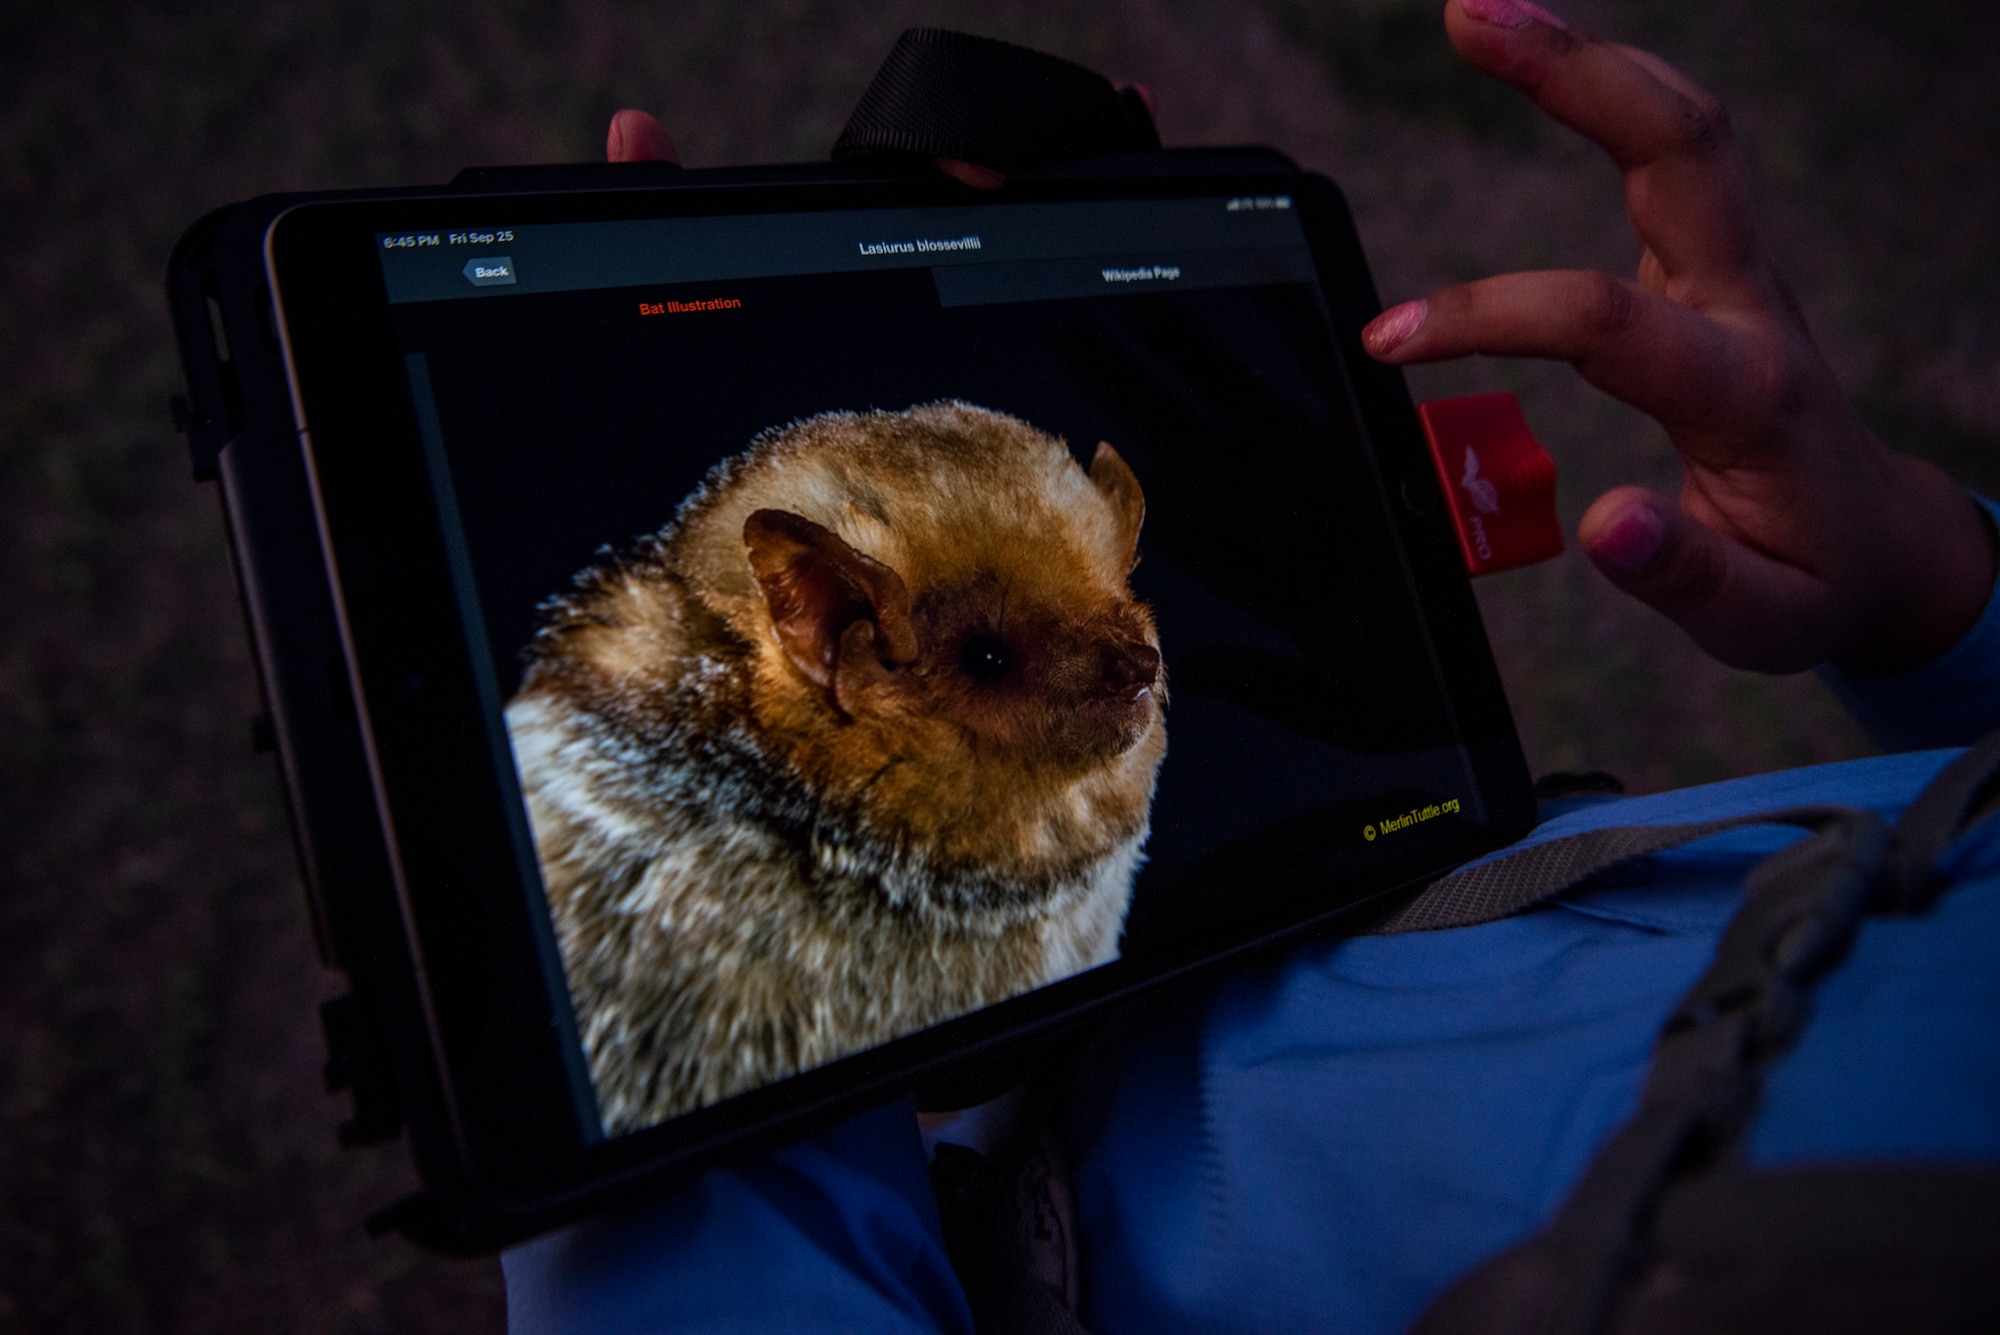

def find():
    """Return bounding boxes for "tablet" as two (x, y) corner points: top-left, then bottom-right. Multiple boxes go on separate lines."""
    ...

(193, 159), (1533, 1246)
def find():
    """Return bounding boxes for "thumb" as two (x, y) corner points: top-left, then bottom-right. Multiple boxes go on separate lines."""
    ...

(606, 109), (680, 164)
(1579, 487), (1838, 673)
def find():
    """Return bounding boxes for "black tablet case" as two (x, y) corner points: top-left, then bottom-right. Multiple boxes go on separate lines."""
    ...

(167, 148), (1308, 1251)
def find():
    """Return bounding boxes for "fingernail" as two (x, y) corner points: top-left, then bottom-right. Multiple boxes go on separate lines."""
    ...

(1117, 80), (1158, 118)
(1363, 300), (1427, 356)
(1593, 504), (1666, 573)
(1461, 0), (1568, 31)
(936, 157), (1007, 191)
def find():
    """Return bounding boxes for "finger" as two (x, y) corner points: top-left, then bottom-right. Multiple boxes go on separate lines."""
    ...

(1445, 1), (1762, 293)
(1362, 272), (1770, 438)
(935, 158), (1005, 190)
(1607, 42), (1720, 110)
(1117, 80), (1159, 119)
(1579, 487), (1837, 673)
(606, 109), (680, 164)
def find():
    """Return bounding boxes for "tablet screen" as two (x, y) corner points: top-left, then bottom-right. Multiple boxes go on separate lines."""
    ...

(365, 191), (1499, 1138)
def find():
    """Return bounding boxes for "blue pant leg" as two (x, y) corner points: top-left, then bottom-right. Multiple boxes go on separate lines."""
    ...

(504, 1099), (973, 1335)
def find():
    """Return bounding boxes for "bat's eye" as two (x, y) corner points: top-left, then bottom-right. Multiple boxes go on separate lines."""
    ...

(959, 635), (1011, 684)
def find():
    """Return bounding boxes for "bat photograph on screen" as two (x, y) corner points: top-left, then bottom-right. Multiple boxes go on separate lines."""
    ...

(511, 402), (1166, 1132)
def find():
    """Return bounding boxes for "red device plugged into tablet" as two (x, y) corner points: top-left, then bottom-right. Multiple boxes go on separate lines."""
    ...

(1417, 392), (1564, 577)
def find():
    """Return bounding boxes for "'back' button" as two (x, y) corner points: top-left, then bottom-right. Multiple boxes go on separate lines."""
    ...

(463, 256), (516, 286)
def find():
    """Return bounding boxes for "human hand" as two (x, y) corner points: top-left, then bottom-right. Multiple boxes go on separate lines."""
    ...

(1362, 0), (1995, 676)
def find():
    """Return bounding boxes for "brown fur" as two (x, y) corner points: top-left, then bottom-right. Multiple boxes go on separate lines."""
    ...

(505, 402), (1167, 1132)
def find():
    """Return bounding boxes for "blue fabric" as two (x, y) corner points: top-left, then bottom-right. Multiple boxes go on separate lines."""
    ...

(503, 1099), (972, 1334)
(1821, 494), (2000, 750)
(1749, 812), (2000, 1167)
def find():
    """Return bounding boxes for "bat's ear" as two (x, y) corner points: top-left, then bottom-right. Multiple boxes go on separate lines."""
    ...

(743, 509), (918, 694)
(1089, 442), (1146, 572)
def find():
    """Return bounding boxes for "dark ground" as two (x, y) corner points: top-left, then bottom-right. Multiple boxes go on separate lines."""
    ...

(2, 1), (1996, 1329)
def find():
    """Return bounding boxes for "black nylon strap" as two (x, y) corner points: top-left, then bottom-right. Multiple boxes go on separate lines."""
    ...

(1630, 1164), (2000, 1333)
(933, 1137), (1090, 1335)
(832, 29), (1160, 172)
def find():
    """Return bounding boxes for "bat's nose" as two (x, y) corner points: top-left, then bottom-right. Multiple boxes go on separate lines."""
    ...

(1102, 641), (1161, 699)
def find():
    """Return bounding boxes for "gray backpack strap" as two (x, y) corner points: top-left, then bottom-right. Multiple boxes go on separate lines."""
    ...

(1411, 728), (2000, 1335)
(1882, 730), (2000, 909)
(1371, 805), (1855, 935)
